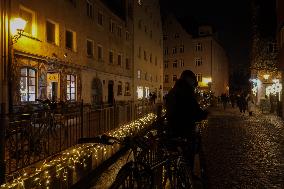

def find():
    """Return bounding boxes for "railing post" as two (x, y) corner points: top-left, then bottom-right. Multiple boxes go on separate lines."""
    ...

(0, 103), (7, 184)
(80, 100), (84, 138)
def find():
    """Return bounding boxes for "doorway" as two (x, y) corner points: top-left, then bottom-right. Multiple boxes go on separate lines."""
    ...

(47, 73), (60, 101)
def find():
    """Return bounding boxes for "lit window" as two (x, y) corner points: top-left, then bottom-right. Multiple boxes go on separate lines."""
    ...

(66, 74), (76, 101)
(137, 70), (141, 79)
(117, 81), (122, 96)
(86, 0), (94, 18)
(195, 58), (202, 66)
(20, 67), (36, 102)
(87, 39), (94, 57)
(145, 87), (149, 98)
(137, 86), (143, 99)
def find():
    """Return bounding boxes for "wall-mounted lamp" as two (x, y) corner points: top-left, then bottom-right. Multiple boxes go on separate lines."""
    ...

(263, 74), (270, 80)
(10, 18), (27, 44)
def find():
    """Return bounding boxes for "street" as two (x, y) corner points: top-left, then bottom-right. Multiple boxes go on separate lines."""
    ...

(203, 106), (284, 188)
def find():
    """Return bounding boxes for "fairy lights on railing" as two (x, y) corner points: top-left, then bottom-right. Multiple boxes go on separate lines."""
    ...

(0, 113), (157, 189)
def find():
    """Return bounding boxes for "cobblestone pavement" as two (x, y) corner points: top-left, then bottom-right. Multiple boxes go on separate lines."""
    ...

(202, 106), (284, 189)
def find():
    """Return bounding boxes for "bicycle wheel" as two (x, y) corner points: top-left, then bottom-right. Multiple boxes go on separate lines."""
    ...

(110, 161), (154, 189)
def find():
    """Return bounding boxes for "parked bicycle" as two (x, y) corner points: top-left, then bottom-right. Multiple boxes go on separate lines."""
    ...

(78, 118), (207, 188)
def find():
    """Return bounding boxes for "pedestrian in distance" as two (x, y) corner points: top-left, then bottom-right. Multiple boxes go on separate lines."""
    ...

(247, 95), (255, 116)
(237, 93), (247, 115)
(220, 93), (228, 110)
(165, 69), (208, 169)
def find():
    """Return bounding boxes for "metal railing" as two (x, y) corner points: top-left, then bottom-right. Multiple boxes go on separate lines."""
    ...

(2, 100), (155, 178)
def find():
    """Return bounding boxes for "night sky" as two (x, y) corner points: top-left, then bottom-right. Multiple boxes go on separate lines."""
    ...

(161, 0), (254, 91)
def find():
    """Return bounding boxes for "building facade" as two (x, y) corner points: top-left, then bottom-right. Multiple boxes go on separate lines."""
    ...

(163, 15), (229, 96)
(5, 0), (134, 109)
(132, 0), (164, 101)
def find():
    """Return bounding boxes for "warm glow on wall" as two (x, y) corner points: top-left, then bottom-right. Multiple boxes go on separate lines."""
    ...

(10, 18), (27, 35)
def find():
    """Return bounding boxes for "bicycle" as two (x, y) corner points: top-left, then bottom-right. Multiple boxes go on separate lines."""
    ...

(78, 124), (196, 188)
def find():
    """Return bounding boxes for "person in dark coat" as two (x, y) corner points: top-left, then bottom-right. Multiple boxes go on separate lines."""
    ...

(165, 70), (208, 167)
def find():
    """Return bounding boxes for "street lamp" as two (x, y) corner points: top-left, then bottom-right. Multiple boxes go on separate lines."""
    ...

(263, 74), (270, 80)
(10, 17), (27, 44)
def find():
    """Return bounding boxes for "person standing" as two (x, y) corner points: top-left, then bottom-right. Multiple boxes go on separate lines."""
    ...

(165, 70), (208, 169)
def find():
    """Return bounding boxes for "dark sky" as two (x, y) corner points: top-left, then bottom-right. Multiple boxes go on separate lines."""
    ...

(161, 0), (253, 89)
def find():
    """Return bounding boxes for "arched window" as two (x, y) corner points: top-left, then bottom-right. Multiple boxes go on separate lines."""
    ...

(20, 67), (37, 102)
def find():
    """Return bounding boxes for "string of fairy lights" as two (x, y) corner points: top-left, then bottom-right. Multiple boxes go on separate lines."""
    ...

(0, 113), (157, 189)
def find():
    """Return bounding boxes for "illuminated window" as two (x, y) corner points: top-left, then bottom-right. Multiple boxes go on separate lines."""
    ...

(117, 81), (122, 96)
(87, 39), (94, 57)
(86, 0), (94, 18)
(98, 11), (103, 26)
(19, 6), (35, 35)
(137, 86), (143, 99)
(137, 70), (141, 79)
(66, 74), (76, 101)
(145, 87), (149, 98)
(20, 67), (37, 102)
(195, 58), (202, 66)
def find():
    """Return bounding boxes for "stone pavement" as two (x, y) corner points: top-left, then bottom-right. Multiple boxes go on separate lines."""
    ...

(203, 106), (284, 189)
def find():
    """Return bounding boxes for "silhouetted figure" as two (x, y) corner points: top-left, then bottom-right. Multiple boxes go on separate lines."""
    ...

(220, 93), (228, 110)
(165, 70), (208, 168)
(237, 93), (247, 114)
(230, 93), (236, 108)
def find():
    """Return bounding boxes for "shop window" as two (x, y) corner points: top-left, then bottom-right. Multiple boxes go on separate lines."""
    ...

(20, 67), (37, 102)
(66, 74), (76, 100)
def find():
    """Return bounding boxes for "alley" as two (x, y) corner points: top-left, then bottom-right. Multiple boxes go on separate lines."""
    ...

(203, 106), (284, 188)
